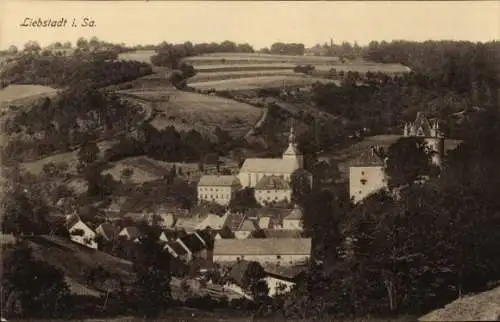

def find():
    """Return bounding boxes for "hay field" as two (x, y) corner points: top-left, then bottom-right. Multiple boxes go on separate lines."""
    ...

(189, 75), (338, 91)
(120, 88), (262, 139)
(118, 50), (156, 64)
(184, 52), (341, 64)
(187, 69), (297, 83)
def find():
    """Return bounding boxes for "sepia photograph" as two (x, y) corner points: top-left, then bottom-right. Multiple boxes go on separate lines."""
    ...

(0, 0), (499, 321)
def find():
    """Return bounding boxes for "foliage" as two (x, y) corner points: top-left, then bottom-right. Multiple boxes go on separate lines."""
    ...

(0, 50), (152, 88)
(3, 86), (144, 162)
(132, 223), (172, 317)
(242, 261), (266, 291)
(384, 137), (433, 188)
(2, 245), (71, 318)
(229, 187), (259, 212)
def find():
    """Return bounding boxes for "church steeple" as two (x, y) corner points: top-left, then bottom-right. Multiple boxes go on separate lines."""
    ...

(282, 119), (303, 169)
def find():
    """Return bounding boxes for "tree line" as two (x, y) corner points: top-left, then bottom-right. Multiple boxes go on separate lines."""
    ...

(2, 86), (144, 162)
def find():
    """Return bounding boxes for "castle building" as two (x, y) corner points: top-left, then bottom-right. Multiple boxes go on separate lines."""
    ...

(403, 112), (445, 167)
(238, 121), (311, 189)
(349, 112), (446, 203)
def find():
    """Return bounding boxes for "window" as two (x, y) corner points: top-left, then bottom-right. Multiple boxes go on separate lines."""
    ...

(277, 255), (281, 260)
(361, 171), (365, 176)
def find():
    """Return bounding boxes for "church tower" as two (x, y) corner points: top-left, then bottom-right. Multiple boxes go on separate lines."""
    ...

(282, 120), (304, 169)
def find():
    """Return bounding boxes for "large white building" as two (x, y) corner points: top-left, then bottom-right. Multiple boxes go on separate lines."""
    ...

(197, 175), (242, 206)
(238, 122), (310, 189)
(213, 238), (311, 266)
(254, 175), (292, 206)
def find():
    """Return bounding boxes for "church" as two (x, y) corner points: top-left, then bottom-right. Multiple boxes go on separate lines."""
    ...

(238, 122), (313, 194)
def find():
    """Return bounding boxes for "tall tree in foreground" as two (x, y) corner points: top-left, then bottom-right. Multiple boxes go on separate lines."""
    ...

(132, 223), (172, 318)
(2, 245), (71, 318)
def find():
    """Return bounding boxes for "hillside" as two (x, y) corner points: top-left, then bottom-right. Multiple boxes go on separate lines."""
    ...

(182, 52), (410, 93)
(420, 285), (500, 321)
(118, 87), (263, 140)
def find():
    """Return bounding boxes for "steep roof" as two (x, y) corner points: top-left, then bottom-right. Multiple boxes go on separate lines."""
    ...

(240, 158), (298, 174)
(412, 111), (432, 136)
(255, 208), (293, 228)
(96, 223), (119, 240)
(237, 219), (258, 232)
(258, 229), (303, 239)
(197, 213), (228, 230)
(198, 175), (241, 187)
(179, 233), (206, 253)
(226, 212), (246, 231)
(255, 175), (291, 190)
(119, 227), (140, 240)
(348, 149), (386, 167)
(166, 241), (188, 256)
(214, 238), (312, 256)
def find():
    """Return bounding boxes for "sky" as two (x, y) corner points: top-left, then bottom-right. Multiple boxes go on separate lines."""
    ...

(0, 1), (498, 50)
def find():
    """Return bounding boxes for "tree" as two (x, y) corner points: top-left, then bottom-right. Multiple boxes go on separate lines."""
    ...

(229, 187), (259, 212)
(77, 141), (100, 166)
(132, 223), (172, 318)
(242, 261), (266, 291)
(384, 137), (433, 189)
(2, 246), (71, 318)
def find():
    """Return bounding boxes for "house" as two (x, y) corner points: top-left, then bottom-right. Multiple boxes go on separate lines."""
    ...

(282, 205), (303, 230)
(197, 175), (242, 206)
(159, 229), (178, 243)
(254, 208), (293, 230)
(66, 214), (98, 249)
(215, 227), (235, 240)
(0, 233), (17, 246)
(117, 226), (140, 242)
(251, 229), (303, 239)
(95, 222), (119, 241)
(213, 238), (312, 266)
(196, 213), (229, 230)
(262, 265), (307, 297)
(234, 219), (258, 240)
(177, 232), (208, 261)
(164, 241), (189, 261)
(254, 175), (292, 206)
(348, 147), (388, 203)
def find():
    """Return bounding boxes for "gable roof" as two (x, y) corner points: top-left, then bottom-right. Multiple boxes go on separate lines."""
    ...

(96, 223), (119, 240)
(214, 238), (312, 256)
(348, 149), (386, 167)
(197, 213), (228, 230)
(255, 208), (293, 228)
(258, 229), (303, 238)
(179, 233), (206, 253)
(166, 241), (188, 256)
(240, 158), (298, 174)
(198, 175), (241, 187)
(119, 226), (140, 240)
(255, 175), (291, 190)
(226, 212), (247, 231)
(237, 219), (258, 232)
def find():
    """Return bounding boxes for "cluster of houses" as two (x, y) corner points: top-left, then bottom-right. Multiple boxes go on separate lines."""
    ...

(197, 121), (313, 207)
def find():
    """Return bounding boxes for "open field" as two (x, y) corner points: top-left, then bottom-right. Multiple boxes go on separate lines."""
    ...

(189, 75), (338, 91)
(119, 88), (262, 139)
(21, 140), (116, 175)
(194, 63), (297, 73)
(117, 50), (155, 64)
(184, 52), (341, 64)
(0, 84), (59, 107)
(188, 70), (298, 83)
